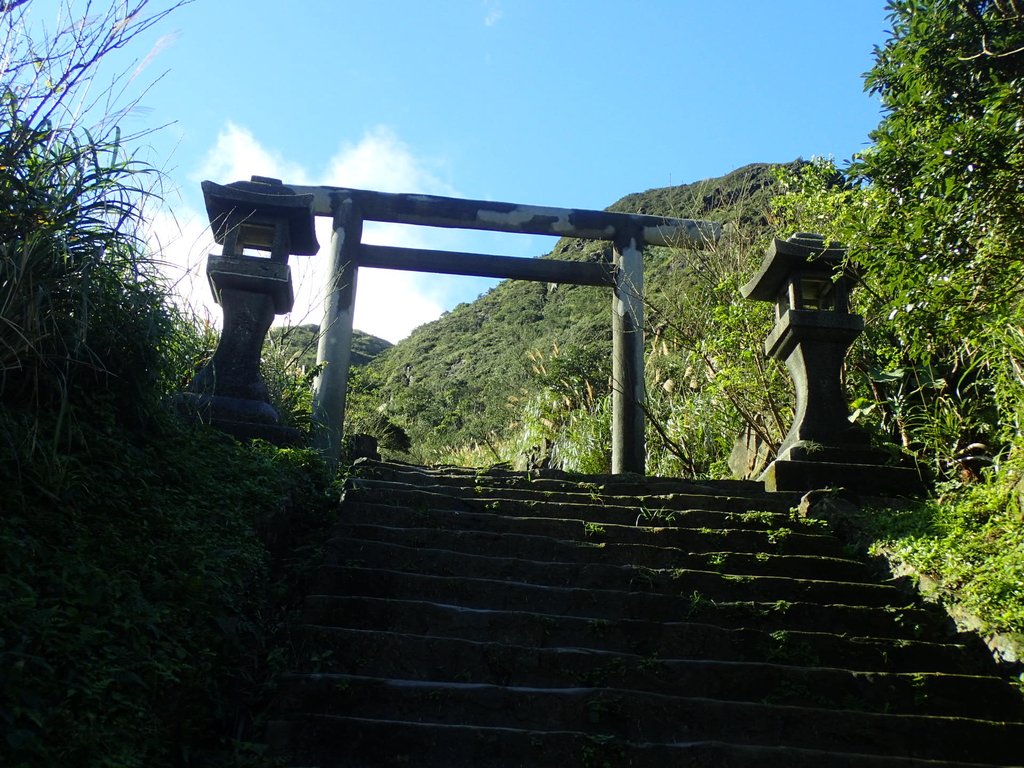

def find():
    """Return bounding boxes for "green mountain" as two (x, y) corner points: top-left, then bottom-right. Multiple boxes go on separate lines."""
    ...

(267, 325), (393, 370)
(346, 162), (796, 468)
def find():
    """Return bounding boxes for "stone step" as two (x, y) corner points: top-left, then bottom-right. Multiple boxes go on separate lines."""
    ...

(272, 674), (1024, 765)
(314, 550), (907, 612)
(301, 592), (955, 650)
(267, 714), (1015, 768)
(329, 527), (879, 582)
(300, 595), (974, 674)
(345, 479), (801, 516)
(345, 485), (798, 529)
(354, 458), (783, 500)
(336, 503), (851, 557)
(269, 462), (1024, 767)
(319, 561), (898, 623)
(329, 520), (907, 592)
(287, 625), (1024, 720)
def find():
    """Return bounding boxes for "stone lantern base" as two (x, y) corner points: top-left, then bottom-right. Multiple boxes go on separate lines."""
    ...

(760, 457), (925, 495)
(174, 392), (303, 447)
(175, 258), (301, 447)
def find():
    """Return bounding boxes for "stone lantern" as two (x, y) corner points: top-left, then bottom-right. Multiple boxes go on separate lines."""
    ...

(740, 233), (920, 493)
(181, 176), (319, 443)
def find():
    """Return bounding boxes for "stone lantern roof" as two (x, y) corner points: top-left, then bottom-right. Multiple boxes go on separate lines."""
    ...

(202, 176), (319, 256)
(740, 233), (852, 303)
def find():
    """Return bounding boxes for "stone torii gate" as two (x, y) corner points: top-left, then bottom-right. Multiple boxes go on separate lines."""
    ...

(193, 177), (721, 474)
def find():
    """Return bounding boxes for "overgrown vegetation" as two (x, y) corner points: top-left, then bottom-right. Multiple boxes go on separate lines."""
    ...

(2, 420), (338, 766)
(263, 324), (391, 431)
(775, 0), (1024, 640)
(0, 2), (341, 764)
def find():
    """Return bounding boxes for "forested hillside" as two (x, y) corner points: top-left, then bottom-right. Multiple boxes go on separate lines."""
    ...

(346, 162), (796, 476)
(268, 325), (392, 371)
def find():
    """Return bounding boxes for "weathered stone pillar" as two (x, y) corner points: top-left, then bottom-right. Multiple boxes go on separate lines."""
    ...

(612, 227), (646, 475)
(311, 194), (362, 467)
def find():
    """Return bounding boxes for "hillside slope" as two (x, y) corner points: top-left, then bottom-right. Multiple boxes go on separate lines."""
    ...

(268, 325), (392, 370)
(346, 162), (795, 468)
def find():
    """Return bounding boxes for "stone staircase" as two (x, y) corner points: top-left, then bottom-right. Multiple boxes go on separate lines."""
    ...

(266, 460), (1024, 767)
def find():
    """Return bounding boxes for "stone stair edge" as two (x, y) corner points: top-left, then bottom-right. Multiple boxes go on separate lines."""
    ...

(298, 586), (957, 647)
(335, 500), (837, 542)
(267, 714), (1017, 768)
(318, 562), (907, 610)
(283, 629), (1008, 687)
(285, 626), (1023, 718)
(299, 592), (972, 661)
(326, 534), (876, 582)
(345, 475), (802, 511)
(314, 562), (905, 612)
(353, 456), (772, 490)
(273, 675), (1024, 764)
(280, 669), (1024, 726)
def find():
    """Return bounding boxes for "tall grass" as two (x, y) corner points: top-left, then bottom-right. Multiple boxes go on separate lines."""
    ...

(0, 1), (191, 435)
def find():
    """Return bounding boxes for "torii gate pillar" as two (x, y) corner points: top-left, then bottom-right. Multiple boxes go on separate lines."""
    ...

(311, 196), (361, 465)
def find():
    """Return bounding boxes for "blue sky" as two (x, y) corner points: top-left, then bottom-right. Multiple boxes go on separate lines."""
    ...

(26, 0), (892, 342)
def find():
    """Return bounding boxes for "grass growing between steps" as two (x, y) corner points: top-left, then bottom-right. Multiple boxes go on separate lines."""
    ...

(826, 482), (1024, 672)
(0, 413), (341, 767)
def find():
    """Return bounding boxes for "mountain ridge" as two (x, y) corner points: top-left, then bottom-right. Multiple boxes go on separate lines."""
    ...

(343, 161), (796, 467)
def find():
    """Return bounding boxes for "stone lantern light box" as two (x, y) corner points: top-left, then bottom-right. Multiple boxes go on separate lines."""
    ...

(203, 176), (320, 313)
(740, 233), (921, 494)
(180, 176), (319, 444)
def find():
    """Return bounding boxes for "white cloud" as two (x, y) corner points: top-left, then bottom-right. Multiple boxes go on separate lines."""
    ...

(192, 122), (309, 187)
(146, 199), (218, 321)
(483, 1), (503, 27)
(154, 123), (468, 342)
(323, 125), (454, 195)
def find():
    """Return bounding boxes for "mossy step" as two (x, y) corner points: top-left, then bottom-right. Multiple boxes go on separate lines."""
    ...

(336, 504), (849, 557)
(345, 487), (796, 528)
(273, 674), (1024, 764)
(301, 594), (954, 650)
(350, 473), (794, 509)
(326, 535), (879, 586)
(287, 626), (1023, 719)
(346, 479), (799, 515)
(271, 463), (1021, 767)
(355, 459), (784, 500)
(267, 713), (1015, 768)
(301, 594), (974, 673)
(313, 563), (907, 619)
(314, 553), (905, 609)
(329, 521), (884, 582)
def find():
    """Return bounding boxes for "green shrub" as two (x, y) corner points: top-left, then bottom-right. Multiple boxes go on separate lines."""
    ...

(1, 414), (338, 767)
(853, 476), (1024, 637)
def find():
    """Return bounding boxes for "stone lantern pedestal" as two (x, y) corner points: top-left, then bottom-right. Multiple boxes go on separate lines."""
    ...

(740, 234), (922, 494)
